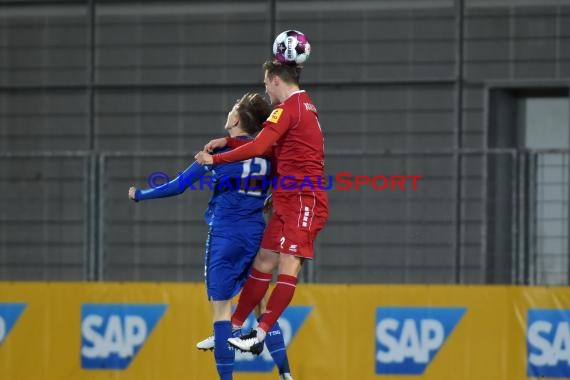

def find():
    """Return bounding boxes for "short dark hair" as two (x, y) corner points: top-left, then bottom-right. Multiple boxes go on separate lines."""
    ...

(263, 59), (303, 85)
(235, 92), (272, 135)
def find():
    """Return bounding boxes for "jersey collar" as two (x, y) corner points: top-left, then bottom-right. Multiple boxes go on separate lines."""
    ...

(284, 89), (305, 102)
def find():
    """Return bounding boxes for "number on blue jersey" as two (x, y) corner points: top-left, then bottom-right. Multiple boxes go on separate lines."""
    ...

(239, 157), (268, 197)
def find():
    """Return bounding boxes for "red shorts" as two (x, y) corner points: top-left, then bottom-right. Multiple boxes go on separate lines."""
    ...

(261, 191), (329, 259)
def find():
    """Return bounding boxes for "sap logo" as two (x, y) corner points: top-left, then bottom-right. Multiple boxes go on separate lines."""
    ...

(527, 309), (570, 377)
(375, 307), (466, 375)
(0, 303), (26, 345)
(81, 304), (167, 370)
(234, 306), (312, 373)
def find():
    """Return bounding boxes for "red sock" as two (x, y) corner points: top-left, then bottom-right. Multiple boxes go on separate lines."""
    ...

(231, 268), (272, 326)
(258, 274), (297, 332)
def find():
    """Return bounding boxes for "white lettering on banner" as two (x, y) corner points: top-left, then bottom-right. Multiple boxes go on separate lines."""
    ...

(377, 318), (444, 364)
(529, 321), (570, 366)
(81, 315), (147, 359)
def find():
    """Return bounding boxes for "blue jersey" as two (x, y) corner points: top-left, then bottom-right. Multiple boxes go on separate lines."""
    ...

(135, 137), (271, 300)
(205, 147), (269, 229)
(135, 137), (270, 231)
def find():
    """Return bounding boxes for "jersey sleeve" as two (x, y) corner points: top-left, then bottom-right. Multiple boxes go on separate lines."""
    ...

(212, 127), (279, 164)
(212, 107), (290, 165)
(135, 161), (208, 201)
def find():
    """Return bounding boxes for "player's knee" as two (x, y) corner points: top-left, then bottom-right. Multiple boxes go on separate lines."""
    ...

(212, 300), (233, 321)
(254, 249), (279, 272)
(279, 254), (302, 276)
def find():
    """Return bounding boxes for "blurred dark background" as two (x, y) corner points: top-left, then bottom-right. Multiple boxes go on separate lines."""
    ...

(1, 0), (569, 285)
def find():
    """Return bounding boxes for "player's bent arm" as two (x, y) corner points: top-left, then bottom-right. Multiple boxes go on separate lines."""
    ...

(203, 136), (255, 152)
(212, 127), (281, 165)
(133, 161), (208, 201)
(226, 137), (249, 148)
(226, 137), (273, 157)
(204, 137), (227, 152)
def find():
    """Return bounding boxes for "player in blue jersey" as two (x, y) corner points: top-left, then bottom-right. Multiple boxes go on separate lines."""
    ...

(128, 93), (292, 380)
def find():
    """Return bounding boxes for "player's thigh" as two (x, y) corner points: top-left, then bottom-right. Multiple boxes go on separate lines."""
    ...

(260, 212), (283, 252)
(206, 235), (258, 301)
(261, 198), (313, 256)
(275, 191), (328, 259)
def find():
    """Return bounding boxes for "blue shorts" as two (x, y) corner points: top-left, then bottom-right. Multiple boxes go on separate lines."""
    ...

(204, 225), (263, 301)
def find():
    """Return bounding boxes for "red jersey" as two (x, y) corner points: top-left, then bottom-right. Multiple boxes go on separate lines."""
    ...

(213, 90), (325, 193)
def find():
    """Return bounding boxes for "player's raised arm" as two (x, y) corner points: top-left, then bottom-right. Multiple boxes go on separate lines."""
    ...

(204, 137), (228, 152)
(128, 161), (208, 202)
(217, 126), (281, 163)
(203, 135), (259, 153)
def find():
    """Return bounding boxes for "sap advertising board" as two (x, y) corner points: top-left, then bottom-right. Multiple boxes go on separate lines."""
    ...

(79, 303), (312, 373)
(0, 303), (26, 345)
(7, 299), (570, 377)
(375, 307), (466, 375)
(527, 309), (570, 378)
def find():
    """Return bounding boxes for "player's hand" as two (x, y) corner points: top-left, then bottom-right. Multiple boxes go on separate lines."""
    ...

(204, 138), (227, 153)
(195, 151), (213, 165)
(128, 186), (138, 202)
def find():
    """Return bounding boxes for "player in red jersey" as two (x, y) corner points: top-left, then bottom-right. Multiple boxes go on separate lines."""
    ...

(195, 59), (329, 354)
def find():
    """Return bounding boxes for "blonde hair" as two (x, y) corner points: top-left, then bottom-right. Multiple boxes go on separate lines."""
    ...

(235, 93), (272, 135)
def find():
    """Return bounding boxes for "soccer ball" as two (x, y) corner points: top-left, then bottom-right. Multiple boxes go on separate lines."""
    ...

(272, 30), (311, 65)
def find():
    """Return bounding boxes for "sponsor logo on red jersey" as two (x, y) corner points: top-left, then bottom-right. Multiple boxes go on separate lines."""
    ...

(267, 108), (284, 123)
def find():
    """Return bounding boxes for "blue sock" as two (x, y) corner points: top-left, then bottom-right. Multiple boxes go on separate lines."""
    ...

(214, 321), (234, 380)
(260, 317), (290, 374)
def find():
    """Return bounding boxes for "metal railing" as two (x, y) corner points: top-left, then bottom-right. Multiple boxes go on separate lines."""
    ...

(1, 148), (568, 285)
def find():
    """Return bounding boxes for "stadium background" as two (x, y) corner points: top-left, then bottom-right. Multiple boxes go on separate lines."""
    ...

(1, 0), (570, 379)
